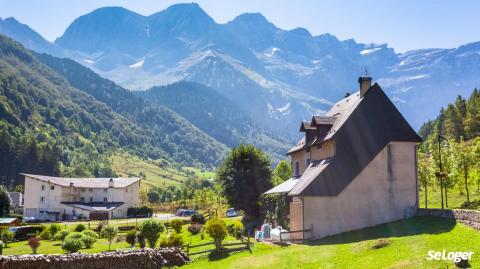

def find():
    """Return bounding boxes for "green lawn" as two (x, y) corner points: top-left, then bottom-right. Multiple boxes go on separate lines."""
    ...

(420, 186), (480, 209)
(3, 217), (238, 256)
(185, 216), (480, 269)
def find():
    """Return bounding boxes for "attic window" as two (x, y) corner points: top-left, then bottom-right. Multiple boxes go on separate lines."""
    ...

(317, 143), (322, 149)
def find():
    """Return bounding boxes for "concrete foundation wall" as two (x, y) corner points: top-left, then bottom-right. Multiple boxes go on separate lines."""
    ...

(295, 142), (418, 239)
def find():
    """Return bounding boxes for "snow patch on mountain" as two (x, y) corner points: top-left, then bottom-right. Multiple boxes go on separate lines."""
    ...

(264, 47), (279, 57)
(83, 59), (94, 64)
(129, 59), (144, 69)
(360, 48), (381, 55)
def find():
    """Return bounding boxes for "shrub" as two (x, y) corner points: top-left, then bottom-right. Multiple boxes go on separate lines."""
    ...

(101, 226), (118, 251)
(1, 230), (14, 246)
(126, 230), (137, 247)
(28, 236), (41, 254)
(170, 219), (183, 233)
(74, 223), (87, 232)
(159, 232), (183, 248)
(140, 218), (164, 248)
(48, 224), (62, 237)
(82, 235), (97, 248)
(227, 220), (244, 238)
(136, 232), (146, 248)
(39, 229), (52, 240)
(54, 230), (70, 241)
(191, 213), (205, 224)
(188, 224), (202, 235)
(62, 235), (84, 253)
(127, 206), (153, 217)
(205, 218), (227, 252)
(81, 229), (99, 239)
(32, 224), (46, 234)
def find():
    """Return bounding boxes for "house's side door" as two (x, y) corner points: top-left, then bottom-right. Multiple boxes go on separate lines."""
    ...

(289, 197), (303, 240)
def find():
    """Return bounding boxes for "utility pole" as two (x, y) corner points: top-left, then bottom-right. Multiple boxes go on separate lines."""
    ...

(436, 135), (448, 210)
(438, 136), (444, 209)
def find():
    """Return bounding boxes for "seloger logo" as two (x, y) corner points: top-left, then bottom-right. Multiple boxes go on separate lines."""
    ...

(427, 250), (474, 263)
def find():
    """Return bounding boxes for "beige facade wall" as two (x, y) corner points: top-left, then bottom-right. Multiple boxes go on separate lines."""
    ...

(290, 150), (308, 176)
(293, 142), (418, 239)
(24, 176), (141, 220)
(310, 141), (335, 160)
(290, 141), (336, 177)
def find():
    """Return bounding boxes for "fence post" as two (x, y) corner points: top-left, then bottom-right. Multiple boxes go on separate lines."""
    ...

(247, 236), (252, 253)
(279, 230), (282, 245)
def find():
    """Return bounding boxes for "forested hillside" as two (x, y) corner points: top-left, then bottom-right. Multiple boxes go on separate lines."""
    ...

(139, 82), (290, 161)
(419, 89), (480, 144)
(35, 53), (228, 165)
(0, 34), (226, 189)
(418, 88), (480, 209)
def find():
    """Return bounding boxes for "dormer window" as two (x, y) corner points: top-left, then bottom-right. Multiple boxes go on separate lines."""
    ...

(294, 161), (300, 176)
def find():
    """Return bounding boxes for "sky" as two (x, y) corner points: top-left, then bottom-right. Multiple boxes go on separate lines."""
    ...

(0, 0), (479, 52)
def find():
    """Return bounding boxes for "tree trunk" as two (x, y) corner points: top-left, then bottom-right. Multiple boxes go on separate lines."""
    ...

(445, 185), (449, 208)
(464, 163), (470, 207)
(424, 183), (428, 208)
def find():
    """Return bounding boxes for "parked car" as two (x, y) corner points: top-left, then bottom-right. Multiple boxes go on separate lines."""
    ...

(175, 209), (196, 217)
(9, 226), (35, 241)
(225, 208), (238, 218)
(23, 217), (42, 223)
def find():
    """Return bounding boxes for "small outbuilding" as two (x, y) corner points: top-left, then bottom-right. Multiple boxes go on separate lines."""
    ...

(0, 218), (22, 227)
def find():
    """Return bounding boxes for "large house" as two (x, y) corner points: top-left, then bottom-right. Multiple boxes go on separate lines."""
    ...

(265, 76), (422, 240)
(22, 174), (141, 221)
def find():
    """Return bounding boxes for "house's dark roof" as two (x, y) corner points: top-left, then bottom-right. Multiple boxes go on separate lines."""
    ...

(300, 121), (316, 132)
(21, 174), (141, 188)
(288, 83), (422, 196)
(61, 202), (124, 212)
(287, 136), (306, 154)
(311, 116), (336, 126)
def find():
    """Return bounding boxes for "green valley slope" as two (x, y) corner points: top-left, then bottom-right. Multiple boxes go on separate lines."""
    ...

(0, 34), (225, 188)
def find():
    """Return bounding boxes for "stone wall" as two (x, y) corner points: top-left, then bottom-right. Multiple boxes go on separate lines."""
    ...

(0, 248), (189, 269)
(417, 208), (480, 230)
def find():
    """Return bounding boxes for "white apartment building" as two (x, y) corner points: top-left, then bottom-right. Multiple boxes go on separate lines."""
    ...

(22, 174), (141, 221)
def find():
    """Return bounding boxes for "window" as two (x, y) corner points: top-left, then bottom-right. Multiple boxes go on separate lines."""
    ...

(88, 188), (93, 192)
(104, 197), (108, 202)
(125, 188), (128, 193)
(104, 189), (108, 193)
(80, 197), (85, 203)
(294, 161), (300, 176)
(41, 185), (45, 191)
(81, 189), (86, 192)
(39, 210), (45, 214)
(90, 197), (93, 203)
(305, 158), (311, 167)
(40, 196), (45, 202)
(50, 186), (54, 190)
(317, 143), (322, 149)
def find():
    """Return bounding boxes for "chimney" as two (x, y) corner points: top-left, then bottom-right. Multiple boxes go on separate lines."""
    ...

(358, 76), (372, 97)
(109, 178), (114, 188)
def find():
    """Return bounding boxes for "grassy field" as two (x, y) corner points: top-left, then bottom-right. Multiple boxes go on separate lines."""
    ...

(419, 186), (480, 209)
(111, 153), (189, 189)
(110, 153), (216, 190)
(185, 216), (480, 269)
(3, 217), (238, 256)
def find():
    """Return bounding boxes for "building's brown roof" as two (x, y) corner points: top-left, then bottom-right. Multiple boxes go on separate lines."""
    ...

(287, 137), (306, 154)
(21, 174), (141, 188)
(300, 121), (316, 132)
(288, 83), (422, 196)
(311, 115), (337, 126)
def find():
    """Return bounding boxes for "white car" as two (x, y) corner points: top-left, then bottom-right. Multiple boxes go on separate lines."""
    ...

(225, 208), (238, 217)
